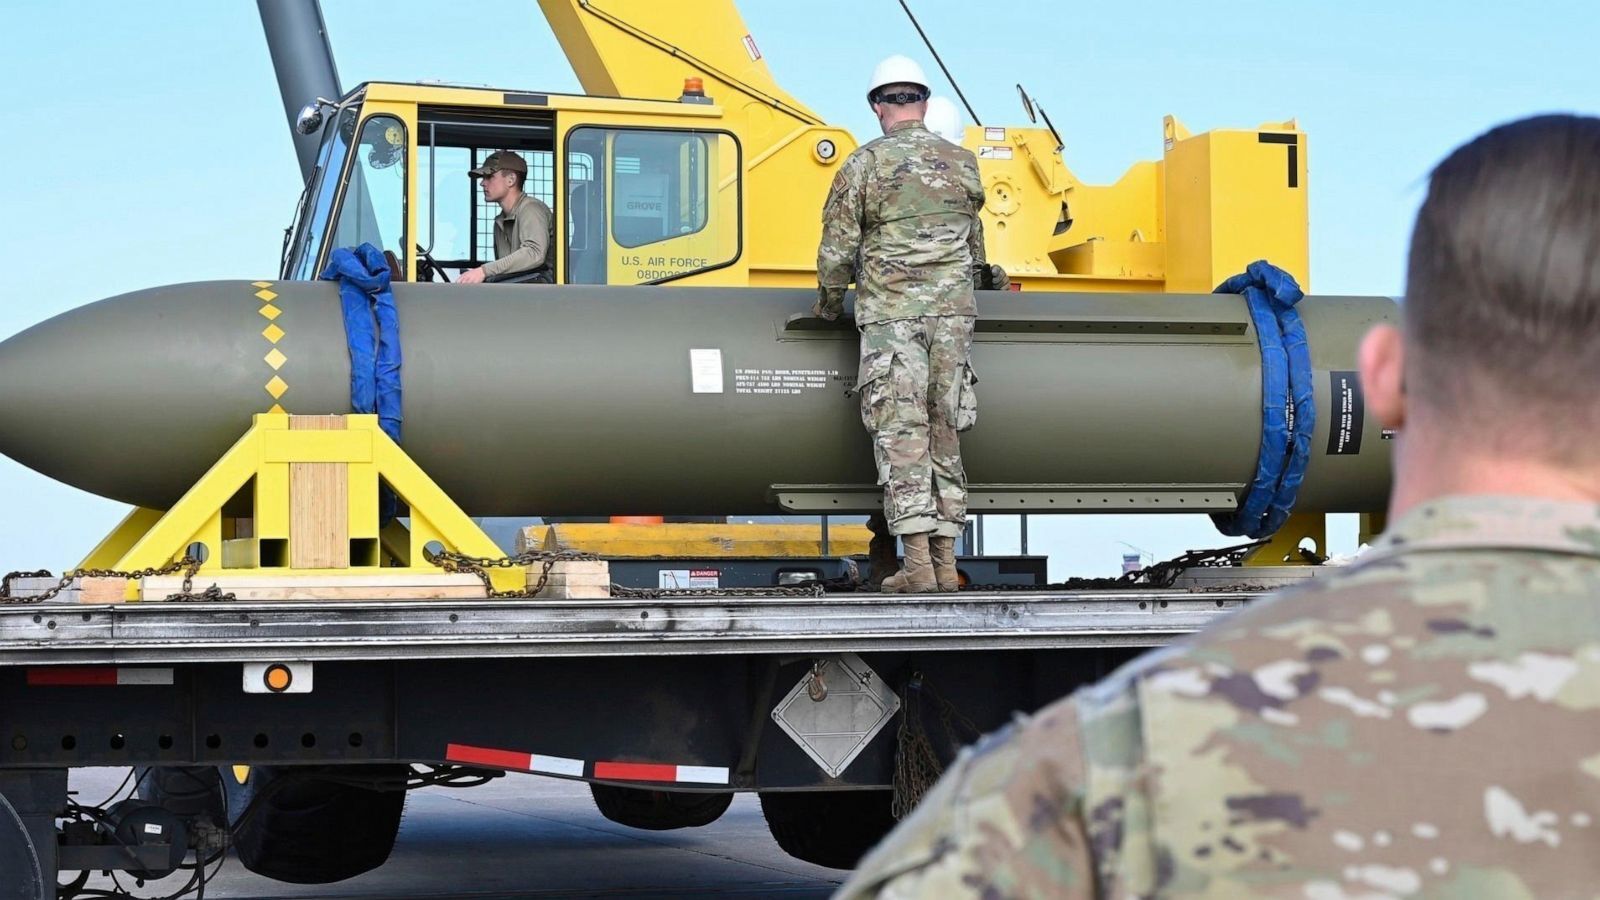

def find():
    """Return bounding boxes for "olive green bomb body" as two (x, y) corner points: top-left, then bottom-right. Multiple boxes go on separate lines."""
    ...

(0, 281), (1394, 517)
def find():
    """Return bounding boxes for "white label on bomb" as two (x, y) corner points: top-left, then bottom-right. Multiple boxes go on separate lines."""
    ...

(690, 349), (724, 394)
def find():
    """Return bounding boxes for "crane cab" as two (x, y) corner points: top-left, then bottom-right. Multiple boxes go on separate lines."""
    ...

(281, 81), (761, 288)
(280, 78), (1311, 296)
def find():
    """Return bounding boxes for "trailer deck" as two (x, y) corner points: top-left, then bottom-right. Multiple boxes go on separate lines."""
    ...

(0, 588), (1258, 665)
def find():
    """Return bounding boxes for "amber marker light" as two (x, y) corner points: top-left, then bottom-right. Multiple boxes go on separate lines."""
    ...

(264, 664), (293, 693)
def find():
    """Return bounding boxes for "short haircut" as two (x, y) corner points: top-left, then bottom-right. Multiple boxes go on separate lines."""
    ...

(1405, 114), (1600, 460)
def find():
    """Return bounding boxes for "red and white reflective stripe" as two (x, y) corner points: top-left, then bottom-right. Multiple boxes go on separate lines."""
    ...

(445, 742), (729, 785)
(445, 743), (584, 778)
(593, 761), (730, 784)
(27, 667), (174, 686)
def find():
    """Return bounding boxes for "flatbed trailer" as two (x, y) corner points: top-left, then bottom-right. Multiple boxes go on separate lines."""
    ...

(0, 577), (1318, 896)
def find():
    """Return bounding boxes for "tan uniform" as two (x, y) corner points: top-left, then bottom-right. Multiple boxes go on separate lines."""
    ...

(482, 193), (552, 279)
(842, 494), (1600, 898)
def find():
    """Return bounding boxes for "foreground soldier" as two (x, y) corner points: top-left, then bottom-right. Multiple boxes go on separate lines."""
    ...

(841, 114), (1600, 897)
(814, 56), (987, 593)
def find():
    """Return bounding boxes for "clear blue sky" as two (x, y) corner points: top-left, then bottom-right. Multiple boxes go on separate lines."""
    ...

(0, 1), (1595, 576)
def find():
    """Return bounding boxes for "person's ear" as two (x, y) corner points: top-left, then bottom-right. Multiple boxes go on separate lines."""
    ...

(1358, 324), (1406, 431)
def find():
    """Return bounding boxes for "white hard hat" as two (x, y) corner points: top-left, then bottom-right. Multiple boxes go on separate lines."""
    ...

(925, 96), (962, 143)
(867, 55), (930, 103)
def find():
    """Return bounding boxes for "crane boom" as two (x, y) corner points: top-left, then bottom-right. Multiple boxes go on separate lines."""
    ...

(257, 0), (343, 180)
(538, 1), (826, 140)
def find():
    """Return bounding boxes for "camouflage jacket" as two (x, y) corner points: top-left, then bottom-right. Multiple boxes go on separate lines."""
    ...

(816, 120), (987, 325)
(840, 494), (1600, 899)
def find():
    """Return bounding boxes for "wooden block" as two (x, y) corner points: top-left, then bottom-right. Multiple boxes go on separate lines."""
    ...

(526, 560), (610, 590)
(3, 576), (126, 604)
(4, 577), (71, 601)
(515, 526), (551, 554)
(141, 573), (487, 602)
(79, 577), (131, 604)
(549, 560), (609, 577)
(534, 582), (612, 599)
(525, 522), (873, 558)
(537, 575), (612, 588)
(290, 415), (350, 569)
(221, 538), (259, 569)
(539, 571), (612, 582)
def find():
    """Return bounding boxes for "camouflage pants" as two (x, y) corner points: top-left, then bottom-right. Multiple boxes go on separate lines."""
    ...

(857, 316), (976, 537)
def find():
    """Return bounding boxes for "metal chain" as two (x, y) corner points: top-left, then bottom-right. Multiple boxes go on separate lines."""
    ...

(958, 540), (1269, 593)
(427, 548), (601, 598)
(427, 548), (828, 599)
(0, 556), (235, 605)
(1, 540), (1267, 605)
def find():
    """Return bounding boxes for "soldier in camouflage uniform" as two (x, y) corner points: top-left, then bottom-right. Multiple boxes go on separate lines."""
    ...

(813, 55), (989, 593)
(841, 114), (1600, 898)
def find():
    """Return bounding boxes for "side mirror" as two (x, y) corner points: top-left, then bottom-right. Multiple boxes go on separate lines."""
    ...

(1015, 84), (1037, 124)
(294, 103), (325, 136)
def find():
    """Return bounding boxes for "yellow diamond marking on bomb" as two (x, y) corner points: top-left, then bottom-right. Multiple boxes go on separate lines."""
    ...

(264, 348), (287, 370)
(262, 323), (284, 343)
(265, 376), (288, 400)
(252, 281), (273, 288)
(254, 289), (278, 303)
(268, 403), (286, 415)
(259, 304), (281, 321)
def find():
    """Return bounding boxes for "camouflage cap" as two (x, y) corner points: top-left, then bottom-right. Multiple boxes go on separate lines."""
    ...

(468, 150), (528, 178)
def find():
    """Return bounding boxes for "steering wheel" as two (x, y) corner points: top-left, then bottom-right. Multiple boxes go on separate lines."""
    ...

(416, 244), (450, 283)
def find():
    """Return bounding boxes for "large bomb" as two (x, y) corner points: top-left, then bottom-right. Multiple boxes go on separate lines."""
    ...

(0, 281), (1394, 518)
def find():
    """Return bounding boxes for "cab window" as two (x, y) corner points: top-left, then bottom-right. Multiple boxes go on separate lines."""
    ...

(285, 106), (358, 280)
(328, 115), (408, 271)
(415, 109), (556, 282)
(566, 127), (739, 285)
(611, 131), (708, 247)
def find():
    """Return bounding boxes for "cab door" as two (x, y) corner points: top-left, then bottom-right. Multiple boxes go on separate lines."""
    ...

(563, 126), (741, 285)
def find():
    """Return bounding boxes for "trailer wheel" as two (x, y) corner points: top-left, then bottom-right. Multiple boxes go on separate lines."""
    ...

(589, 783), (733, 830)
(134, 766), (227, 826)
(0, 792), (44, 900)
(224, 765), (407, 884)
(758, 790), (897, 869)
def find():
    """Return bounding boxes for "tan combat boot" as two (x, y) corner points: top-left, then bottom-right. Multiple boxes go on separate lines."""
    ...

(868, 535), (899, 588)
(880, 534), (938, 593)
(866, 514), (898, 588)
(929, 535), (960, 591)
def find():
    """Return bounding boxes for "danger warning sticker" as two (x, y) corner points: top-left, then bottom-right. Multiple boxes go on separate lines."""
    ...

(660, 569), (720, 589)
(1326, 370), (1365, 455)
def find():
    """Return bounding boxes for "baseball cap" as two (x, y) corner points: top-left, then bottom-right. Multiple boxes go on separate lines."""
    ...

(468, 150), (529, 178)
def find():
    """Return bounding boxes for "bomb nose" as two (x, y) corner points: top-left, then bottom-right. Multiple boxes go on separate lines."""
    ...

(0, 320), (55, 471)
(0, 304), (122, 492)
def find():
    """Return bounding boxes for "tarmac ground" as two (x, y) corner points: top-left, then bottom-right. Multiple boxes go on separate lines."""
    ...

(64, 767), (846, 899)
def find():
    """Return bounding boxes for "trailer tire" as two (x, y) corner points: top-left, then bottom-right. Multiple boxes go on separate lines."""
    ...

(589, 783), (733, 830)
(758, 790), (896, 869)
(224, 764), (407, 884)
(134, 766), (228, 827)
(0, 792), (44, 900)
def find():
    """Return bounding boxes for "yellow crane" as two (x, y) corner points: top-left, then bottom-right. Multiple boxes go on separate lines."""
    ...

(283, 0), (1308, 296)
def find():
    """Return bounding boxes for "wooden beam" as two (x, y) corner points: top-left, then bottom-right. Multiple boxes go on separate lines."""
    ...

(289, 415), (349, 569)
(142, 574), (487, 602)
